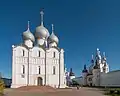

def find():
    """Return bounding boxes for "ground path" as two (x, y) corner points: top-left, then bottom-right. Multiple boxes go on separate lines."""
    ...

(4, 87), (106, 96)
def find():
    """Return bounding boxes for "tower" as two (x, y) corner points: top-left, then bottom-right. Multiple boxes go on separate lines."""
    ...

(82, 64), (88, 86)
(102, 52), (109, 73)
(95, 48), (105, 72)
(69, 68), (75, 79)
(89, 54), (94, 73)
(92, 65), (100, 86)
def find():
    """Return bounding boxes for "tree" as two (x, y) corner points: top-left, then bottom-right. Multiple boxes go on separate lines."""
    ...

(0, 77), (5, 95)
(72, 80), (79, 86)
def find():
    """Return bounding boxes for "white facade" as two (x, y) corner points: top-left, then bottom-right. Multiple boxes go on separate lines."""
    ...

(81, 48), (110, 86)
(11, 11), (66, 88)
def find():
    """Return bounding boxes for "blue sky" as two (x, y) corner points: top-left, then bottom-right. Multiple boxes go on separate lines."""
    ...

(0, 0), (120, 78)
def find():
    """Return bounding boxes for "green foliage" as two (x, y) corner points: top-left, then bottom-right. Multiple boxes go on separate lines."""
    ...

(0, 79), (5, 95)
(104, 88), (120, 96)
(72, 80), (79, 86)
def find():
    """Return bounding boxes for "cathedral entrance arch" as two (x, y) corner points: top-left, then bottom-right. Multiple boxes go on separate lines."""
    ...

(37, 77), (43, 86)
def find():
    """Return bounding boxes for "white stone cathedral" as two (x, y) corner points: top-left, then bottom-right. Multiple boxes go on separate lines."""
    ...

(11, 11), (66, 88)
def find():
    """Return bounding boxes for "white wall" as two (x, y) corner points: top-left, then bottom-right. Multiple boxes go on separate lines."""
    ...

(92, 69), (100, 86)
(11, 45), (66, 88)
(87, 75), (93, 86)
(11, 46), (28, 88)
(46, 48), (59, 87)
(82, 73), (87, 86)
(100, 71), (120, 87)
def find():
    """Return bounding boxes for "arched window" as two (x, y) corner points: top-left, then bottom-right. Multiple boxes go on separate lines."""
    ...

(38, 66), (41, 74)
(53, 52), (55, 58)
(23, 50), (25, 56)
(53, 66), (55, 75)
(22, 65), (25, 74)
(38, 51), (41, 57)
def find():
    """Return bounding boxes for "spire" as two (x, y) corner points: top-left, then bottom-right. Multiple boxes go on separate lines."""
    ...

(51, 24), (54, 35)
(40, 9), (44, 26)
(64, 64), (67, 72)
(103, 52), (105, 57)
(70, 68), (72, 73)
(96, 48), (99, 55)
(27, 21), (30, 31)
(97, 48), (99, 51)
(103, 52), (106, 61)
(64, 63), (66, 69)
(91, 54), (94, 63)
(92, 54), (94, 60)
(84, 64), (86, 70)
(96, 48), (101, 62)
(96, 48), (101, 56)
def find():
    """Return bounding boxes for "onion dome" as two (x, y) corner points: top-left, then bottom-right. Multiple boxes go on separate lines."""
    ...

(35, 25), (49, 39)
(93, 60), (100, 69)
(48, 24), (59, 44)
(22, 21), (35, 42)
(82, 64), (88, 73)
(69, 68), (75, 76)
(91, 54), (94, 63)
(91, 59), (94, 64)
(96, 48), (101, 60)
(35, 10), (49, 39)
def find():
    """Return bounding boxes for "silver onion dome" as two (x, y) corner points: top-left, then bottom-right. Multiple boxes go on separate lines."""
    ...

(22, 21), (35, 42)
(23, 30), (35, 42)
(35, 25), (49, 39)
(35, 10), (50, 39)
(96, 48), (101, 60)
(48, 24), (59, 44)
(49, 32), (59, 44)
